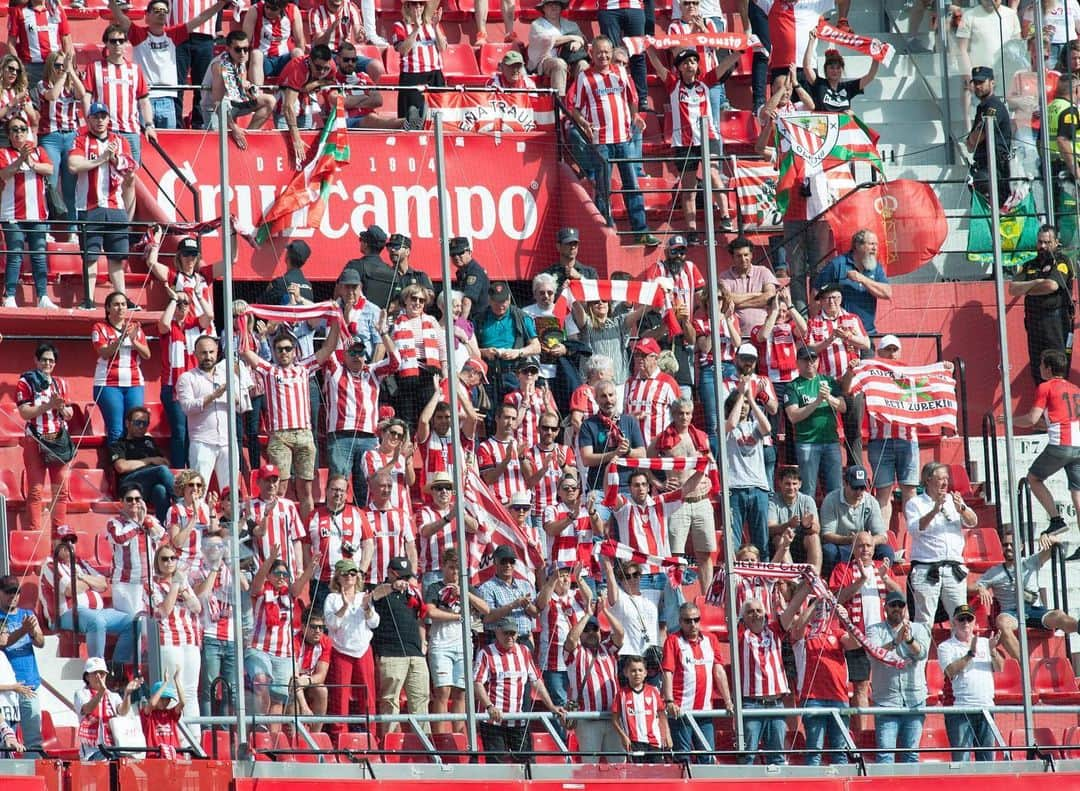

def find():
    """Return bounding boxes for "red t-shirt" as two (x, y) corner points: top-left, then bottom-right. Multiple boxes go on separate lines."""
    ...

(793, 623), (849, 702)
(141, 706), (181, 756)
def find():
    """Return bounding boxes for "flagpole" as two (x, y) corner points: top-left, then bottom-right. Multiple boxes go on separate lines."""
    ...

(986, 118), (1035, 742)
(700, 116), (744, 751)
(218, 100), (250, 758)
(433, 112), (478, 751)
(1031, 0), (1054, 217)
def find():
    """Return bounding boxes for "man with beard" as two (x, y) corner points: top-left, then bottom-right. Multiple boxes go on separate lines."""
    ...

(334, 42), (414, 130)
(965, 65), (1013, 207)
(814, 229), (892, 337)
(176, 335), (233, 488)
(578, 379), (646, 502)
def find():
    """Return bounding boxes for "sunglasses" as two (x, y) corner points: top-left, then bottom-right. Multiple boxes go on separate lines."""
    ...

(347, 348), (367, 358)
(271, 569), (290, 577)
(560, 485), (579, 492)
(387, 431), (404, 439)
(186, 482), (204, 489)
(8, 126), (27, 133)
(308, 623), (326, 631)
(625, 571), (641, 579)
(886, 601), (907, 609)
(107, 38), (127, 44)
(232, 46), (250, 53)
(341, 570), (359, 577)
(540, 425), (559, 431)
(681, 617), (701, 624)
(957, 615), (975, 623)
(431, 485), (452, 492)
(407, 296), (425, 303)
(159, 556), (178, 563)
(123, 496), (143, 503)
(0, 586), (19, 595)
(341, 57), (358, 63)
(510, 505), (531, 511)
(175, 300), (190, 306)
(275, 345), (294, 353)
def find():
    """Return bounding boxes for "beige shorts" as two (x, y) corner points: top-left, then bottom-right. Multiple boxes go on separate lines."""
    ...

(667, 498), (717, 554)
(267, 428), (316, 481)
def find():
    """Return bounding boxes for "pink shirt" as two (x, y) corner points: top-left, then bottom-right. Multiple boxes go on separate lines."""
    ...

(718, 265), (779, 333)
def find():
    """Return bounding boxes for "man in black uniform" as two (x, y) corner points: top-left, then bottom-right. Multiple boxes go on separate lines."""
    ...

(259, 240), (314, 306)
(450, 236), (489, 322)
(343, 224), (393, 307)
(1009, 224), (1076, 385)
(965, 66), (1012, 208)
(385, 233), (435, 313)
(541, 227), (599, 293)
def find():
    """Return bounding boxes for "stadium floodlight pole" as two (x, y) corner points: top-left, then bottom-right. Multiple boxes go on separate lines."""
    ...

(986, 117), (1035, 742)
(433, 111), (478, 752)
(1031, 0), (1055, 217)
(699, 116), (744, 750)
(219, 100), (250, 759)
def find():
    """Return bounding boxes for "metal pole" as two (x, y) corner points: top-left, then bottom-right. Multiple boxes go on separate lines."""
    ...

(219, 100), (250, 758)
(1032, 0), (1055, 217)
(700, 116), (743, 749)
(433, 112), (478, 752)
(936, 0), (954, 165)
(986, 117), (1035, 741)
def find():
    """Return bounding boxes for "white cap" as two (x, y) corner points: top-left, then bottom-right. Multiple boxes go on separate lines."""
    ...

(83, 657), (108, 675)
(736, 342), (758, 359)
(877, 334), (901, 352)
(509, 490), (532, 507)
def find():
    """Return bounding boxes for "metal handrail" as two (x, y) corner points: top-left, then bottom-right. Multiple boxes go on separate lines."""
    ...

(1019, 477), (1036, 554)
(954, 357), (972, 478)
(982, 410), (1003, 531)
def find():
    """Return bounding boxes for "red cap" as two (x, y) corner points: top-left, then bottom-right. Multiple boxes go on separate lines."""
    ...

(378, 405), (395, 421)
(634, 338), (662, 356)
(255, 464), (280, 481)
(464, 357), (489, 382)
(219, 486), (231, 500)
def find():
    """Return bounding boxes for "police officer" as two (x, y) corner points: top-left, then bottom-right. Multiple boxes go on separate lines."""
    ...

(343, 224), (393, 307)
(965, 66), (1012, 208)
(385, 233), (435, 313)
(450, 236), (489, 322)
(1009, 225), (1076, 385)
(1052, 79), (1080, 249)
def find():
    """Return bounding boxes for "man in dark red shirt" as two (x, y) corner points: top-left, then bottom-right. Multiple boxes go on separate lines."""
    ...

(277, 44), (338, 169)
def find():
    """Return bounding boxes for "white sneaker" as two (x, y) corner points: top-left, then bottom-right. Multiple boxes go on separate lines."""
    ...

(2, 297), (15, 308)
(37, 295), (59, 309)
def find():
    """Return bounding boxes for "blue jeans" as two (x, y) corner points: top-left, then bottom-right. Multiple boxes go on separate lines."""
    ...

(160, 383), (188, 468)
(200, 635), (238, 716)
(543, 669), (569, 739)
(640, 572), (683, 632)
(746, 0), (770, 111)
(58, 607), (135, 663)
(3, 221), (47, 299)
(670, 714), (714, 764)
(149, 97), (178, 130)
(875, 711), (925, 763)
(699, 364), (721, 458)
(328, 433), (379, 505)
(176, 35), (215, 127)
(741, 699), (785, 765)
(17, 691), (41, 750)
(803, 699), (850, 766)
(729, 487), (769, 557)
(795, 441), (842, 496)
(93, 384), (145, 445)
(119, 465), (175, 522)
(39, 129), (76, 227)
(597, 9), (646, 105)
(119, 131), (141, 166)
(944, 712), (994, 762)
(596, 141), (647, 232)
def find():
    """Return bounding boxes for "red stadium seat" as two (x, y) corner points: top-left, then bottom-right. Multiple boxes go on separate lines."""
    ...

(336, 731), (380, 760)
(1062, 725), (1080, 759)
(432, 731), (469, 762)
(0, 468), (24, 504)
(94, 532), (114, 573)
(1008, 726), (1060, 760)
(1032, 657), (1080, 703)
(442, 43), (481, 77)
(45, 242), (84, 281)
(9, 531), (48, 575)
(918, 727), (949, 762)
(67, 468), (111, 512)
(718, 111), (761, 155)
(948, 464), (975, 498)
(143, 402), (168, 436)
(71, 403), (108, 449)
(382, 47), (401, 81)
(532, 732), (563, 763)
(962, 528), (1004, 571)
(0, 402), (23, 446)
(994, 657), (1024, 705)
(201, 729), (233, 760)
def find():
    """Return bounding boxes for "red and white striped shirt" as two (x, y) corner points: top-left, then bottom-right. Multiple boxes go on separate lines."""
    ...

(664, 75), (718, 147)
(247, 496), (306, 573)
(415, 505), (455, 575)
(738, 622), (789, 698)
(419, 432), (474, 497)
(360, 448), (412, 512)
(600, 0), (642, 12)
(191, 560), (234, 642)
(252, 2), (299, 57)
(173, 270), (214, 322)
(828, 561), (887, 631)
(307, 504), (371, 582)
(107, 515), (165, 586)
(644, 258), (705, 310)
(15, 372), (67, 436)
(391, 21), (443, 73)
(252, 357), (319, 432)
(612, 684), (665, 745)
(667, 17), (723, 75)
(1035, 378), (1080, 446)
(91, 321), (146, 387)
(72, 130), (133, 212)
(309, 0), (363, 48)
(477, 437), (528, 504)
(160, 313), (204, 387)
(252, 583), (297, 657)
(169, 0), (217, 36)
(663, 630), (721, 709)
(7, 3), (68, 64)
(474, 641), (540, 719)
(732, 571), (784, 618)
(613, 491), (682, 574)
(542, 502), (594, 570)
(526, 443), (575, 520)
(85, 60), (149, 135)
(150, 577), (201, 646)
(570, 68), (637, 145)
(505, 388), (551, 450)
(391, 313), (445, 376)
(538, 589), (587, 671)
(364, 504), (415, 583)
(40, 557), (104, 626)
(750, 320), (801, 383)
(34, 78), (81, 135)
(569, 384), (599, 419)
(806, 311), (866, 378)
(692, 314), (738, 368)
(323, 353), (395, 434)
(0, 145), (48, 222)
(624, 371), (680, 446)
(295, 632), (332, 674)
(566, 636), (620, 712)
(341, 70), (376, 119)
(165, 501), (212, 565)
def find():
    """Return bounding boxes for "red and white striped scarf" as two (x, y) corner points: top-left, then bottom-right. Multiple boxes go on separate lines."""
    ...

(622, 31), (759, 56)
(244, 301), (351, 346)
(707, 561), (905, 669)
(554, 278), (671, 324)
(601, 455), (712, 507)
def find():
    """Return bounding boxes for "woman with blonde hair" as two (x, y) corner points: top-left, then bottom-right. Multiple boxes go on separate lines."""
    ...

(167, 469), (219, 565)
(0, 55), (38, 137)
(391, 282), (446, 428)
(148, 542), (202, 733)
(32, 50), (83, 231)
(322, 558), (379, 739)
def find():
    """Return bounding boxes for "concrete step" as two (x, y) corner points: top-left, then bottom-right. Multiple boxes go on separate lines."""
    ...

(857, 99), (947, 124)
(859, 75), (936, 102)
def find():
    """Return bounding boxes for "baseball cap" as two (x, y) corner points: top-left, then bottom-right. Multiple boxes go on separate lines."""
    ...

(736, 342), (758, 359)
(501, 50), (524, 66)
(448, 236), (471, 255)
(334, 558), (359, 576)
(83, 657), (108, 675)
(387, 233), (412, 249)
(796, 346), (818, 361)
(88, 102), (110, 118)
(255, 463), (281, 481)
(845, 465), (868, 489)
(286, 240), (311, 264)
(673, 48), (699, 68)
(177, 237), (199, 256)
(337, 268), (362, 286)
(493, 545), (517, 562)
(667, 234), (689, 250)
(490, 281), (513, 303)
(556, 227), (579, 244)
(953, 604), (976, 620)
(517, 356), (541, 374)
(877, 334), (901, 352)
(815, 283), (842, 300)
(634, 338), (662, 356)
(359, 224), (388, 248)
(387, 556), (414, 577)
(971, 65), (994, 82)
(885, 591), (906, 606)
(495, 617), (518, 632)
(150, 681), (178, 701)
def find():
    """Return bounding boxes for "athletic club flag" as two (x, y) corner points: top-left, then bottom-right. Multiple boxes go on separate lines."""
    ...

(732, 159), (783, 231)
(774, 112), (883, 215)
(256, 95), (350, 243)
(425, 90), (555, 132)
(815, 20), (896, 65)
(462, 466), (544, 570)
(847, 359), (958, 433)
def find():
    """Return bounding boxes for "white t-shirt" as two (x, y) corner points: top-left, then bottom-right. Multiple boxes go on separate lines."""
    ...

(937, 635), (996, 705)
(956, 5), (1022, 89)
(611, 589), (661, 656)
(904, 493), (966, 563)
(0, 654), (18, 726)
(1022, 0), (1080, 45)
